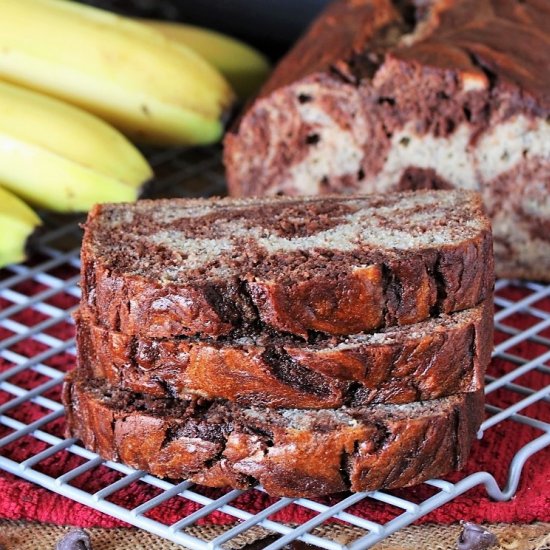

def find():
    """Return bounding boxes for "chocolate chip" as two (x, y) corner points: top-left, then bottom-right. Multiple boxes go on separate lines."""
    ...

(241, 536), (320, 549)
(305, 133), (320, 145)
(377, 96), (396, 106)
(457, 522), (498, 550)
(56, 529), (93, 550)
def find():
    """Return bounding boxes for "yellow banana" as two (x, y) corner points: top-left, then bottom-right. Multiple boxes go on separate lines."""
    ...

(0, 186), (41, 268)
(0, 80), (147, 212)
(0, 0), (235, 146)
(144, 20), (271, 99)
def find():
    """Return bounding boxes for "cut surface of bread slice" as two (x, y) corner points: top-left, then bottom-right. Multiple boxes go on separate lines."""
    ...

(63, 373), (484, 498)
(81, 191), (493, 339)
(76, 299), (492, 408)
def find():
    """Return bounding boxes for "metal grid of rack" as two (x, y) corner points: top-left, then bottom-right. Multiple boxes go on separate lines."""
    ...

(0, 147), (549, 549)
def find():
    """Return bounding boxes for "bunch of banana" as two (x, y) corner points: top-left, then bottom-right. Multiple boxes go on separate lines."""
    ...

(0, 0), (236, 146)
(0, 186), (41, 268)
(0, 80), (151, 213)
(143, 20), (271, 100)
(0, 0), (270, 269)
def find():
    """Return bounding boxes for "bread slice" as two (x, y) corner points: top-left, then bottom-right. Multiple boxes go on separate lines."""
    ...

(81, 191), (493, 339)
(76, 299), (492, 408)
(63, 373), (483, 498)
(223, 0), (550, 282)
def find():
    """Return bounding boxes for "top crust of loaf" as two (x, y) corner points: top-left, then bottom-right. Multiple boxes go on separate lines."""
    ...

(83, 191), (489, 284)
(258, 0), (550, 109)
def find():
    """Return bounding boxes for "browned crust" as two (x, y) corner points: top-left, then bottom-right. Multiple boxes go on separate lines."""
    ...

(75, 298), (492, 408)
(81, 218), (494, 339)
(63, 373), (484, 498)
(240, 0), (550, 116)
(256, 0), (403, 97)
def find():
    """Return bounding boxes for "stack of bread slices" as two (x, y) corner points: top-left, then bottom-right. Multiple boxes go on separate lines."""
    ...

(64, 190), (494, 498)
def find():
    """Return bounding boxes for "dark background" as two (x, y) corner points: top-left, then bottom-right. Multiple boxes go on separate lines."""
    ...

(80, 0), (331, 58)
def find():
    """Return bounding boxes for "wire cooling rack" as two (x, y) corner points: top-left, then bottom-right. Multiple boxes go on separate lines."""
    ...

(0, 146), (549, 550)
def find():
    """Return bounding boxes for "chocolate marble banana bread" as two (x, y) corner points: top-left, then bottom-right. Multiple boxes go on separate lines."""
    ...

(76, 299), (492, 408)
(224, 0), (550, 281)
(63, 373), (484, 498)
(81, 191), (493, 340)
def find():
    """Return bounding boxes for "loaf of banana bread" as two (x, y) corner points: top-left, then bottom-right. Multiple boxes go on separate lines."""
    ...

(75, 299), (491, 408)
(224, 0), (550, 281)
(81, 191), (493, 340)
(63, 373), (484, 498)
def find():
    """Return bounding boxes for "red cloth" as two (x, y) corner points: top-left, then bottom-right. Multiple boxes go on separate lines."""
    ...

(0, 283), (549, 528)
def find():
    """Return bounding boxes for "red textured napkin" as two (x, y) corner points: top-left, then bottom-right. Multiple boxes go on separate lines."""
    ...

(0, 281), (549, 528)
